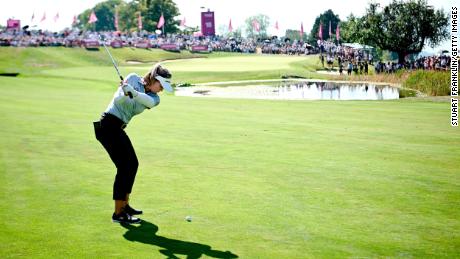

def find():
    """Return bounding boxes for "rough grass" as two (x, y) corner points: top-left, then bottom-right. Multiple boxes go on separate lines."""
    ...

(331, 69), (450, 96)
(403, 70), (451, 96)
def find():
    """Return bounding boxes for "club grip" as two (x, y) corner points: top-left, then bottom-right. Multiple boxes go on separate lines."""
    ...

(119, 75), (133, 99)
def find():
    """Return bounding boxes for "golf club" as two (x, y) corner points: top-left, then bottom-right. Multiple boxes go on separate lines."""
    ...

(99, 35), (133, 98)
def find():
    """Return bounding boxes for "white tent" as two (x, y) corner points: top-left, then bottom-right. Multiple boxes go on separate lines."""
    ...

(341, 43), (374, 50)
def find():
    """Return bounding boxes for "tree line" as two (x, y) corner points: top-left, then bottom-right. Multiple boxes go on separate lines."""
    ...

(75, 0), (180, 33)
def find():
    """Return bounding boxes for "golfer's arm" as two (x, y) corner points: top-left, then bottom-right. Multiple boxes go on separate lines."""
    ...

(133, 92), (159, 109)
(114, 90), (129, 104)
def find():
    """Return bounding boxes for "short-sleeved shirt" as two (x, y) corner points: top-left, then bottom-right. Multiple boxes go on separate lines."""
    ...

(104, 73), (160, 124)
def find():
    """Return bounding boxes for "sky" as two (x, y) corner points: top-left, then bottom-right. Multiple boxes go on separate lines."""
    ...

(0, 0), (456, 51)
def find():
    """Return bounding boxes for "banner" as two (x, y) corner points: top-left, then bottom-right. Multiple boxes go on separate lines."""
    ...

(201, 11), (215, 36)
(191, 45), (210, 52)
(88, 11), (98, 24)
(110, 40), (123, 48)
(318, 23), (323, 40)
(228, 19), (233, 32)
(114, 8), (119, 31)
(7, 19), (20, 29)
(161, 44), (179, 51)
(138, 12), (142, 30)
(300, 22), (304, 38)
(135, 40), (151, 49)
(157, 14), (165, 29)
(82, 39), (99, 49)
(252, 19), (260, 32)
(336, 23), (340, 41)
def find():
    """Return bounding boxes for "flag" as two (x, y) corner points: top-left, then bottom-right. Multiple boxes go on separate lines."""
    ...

(138, 12), (142, 30)
(40, 12), (46, 22)
(329, 21), (332, 38)
(318, 23), (323, 40)
(275, 21), (279, 30)
(252, 19), (260, 32)
(228, 19), (233, 32)
(72, 15), (78, 26)
(31, 12), (35, 22)
(336, 23), (340, 41)
(54, 12), (59, 23)
(157, 14), (165, 29)
(88, 10), (98, 24)
(114, 8), (119, 31)
(300, 22), (304, 38)
(180, 17), (186, 27)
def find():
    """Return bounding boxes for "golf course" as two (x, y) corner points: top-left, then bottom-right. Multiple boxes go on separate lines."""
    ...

(0, 47), (458, 258)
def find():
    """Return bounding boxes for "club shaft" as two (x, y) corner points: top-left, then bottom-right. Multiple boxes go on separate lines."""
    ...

(100, 37), (133, 98)
(101, 43), (122, 80)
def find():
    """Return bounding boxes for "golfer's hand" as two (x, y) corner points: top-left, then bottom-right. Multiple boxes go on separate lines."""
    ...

(122, 83), (138, 97)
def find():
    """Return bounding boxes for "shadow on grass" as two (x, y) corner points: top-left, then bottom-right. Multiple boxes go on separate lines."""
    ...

(121, 220), (238, 259)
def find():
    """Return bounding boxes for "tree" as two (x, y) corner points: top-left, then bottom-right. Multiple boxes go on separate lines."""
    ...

(75, 0), (180, 33)
(245, 14), (270, 39)
(339, 14), (360, 43)
(76, 0), (121, 31)
(218, 25), (243, 39)
(308, 9), (341, 45)
(285, 29), (307, 42)
(118, 1), (139, 32)
(143, 0), (180, 33)
(356, 0), (449, 63)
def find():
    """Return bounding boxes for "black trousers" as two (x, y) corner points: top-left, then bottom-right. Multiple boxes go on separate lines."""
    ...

(94, 113), (139, 200)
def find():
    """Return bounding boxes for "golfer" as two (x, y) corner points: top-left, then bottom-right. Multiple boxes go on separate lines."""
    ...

(94, 64), (172, 224)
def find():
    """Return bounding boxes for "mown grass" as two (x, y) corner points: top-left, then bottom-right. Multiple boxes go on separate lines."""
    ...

(0, 47), (328, 83)
(0, 47), (458, 258)
(0, 47), (450, 96)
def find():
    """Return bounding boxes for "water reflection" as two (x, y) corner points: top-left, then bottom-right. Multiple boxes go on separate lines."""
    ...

(175, 81), (399, 100)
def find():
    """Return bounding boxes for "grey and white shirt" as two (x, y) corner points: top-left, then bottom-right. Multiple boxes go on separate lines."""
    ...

(104, 73), (160, 124)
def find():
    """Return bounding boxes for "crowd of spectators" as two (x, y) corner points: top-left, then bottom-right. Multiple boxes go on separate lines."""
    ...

(317, 39), (450, 74)
(0, 28), (316, 55)
(373, 55), (451, 74)
(0, 28), (451, 74)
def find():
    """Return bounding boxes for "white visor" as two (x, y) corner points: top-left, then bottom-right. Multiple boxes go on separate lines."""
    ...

(155, 75), (173, 92)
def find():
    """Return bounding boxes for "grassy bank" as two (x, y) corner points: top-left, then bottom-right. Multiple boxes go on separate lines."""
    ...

(333, 69), (450, 96)
(403, 70), (450, 96)
(0, 47), (451, 97)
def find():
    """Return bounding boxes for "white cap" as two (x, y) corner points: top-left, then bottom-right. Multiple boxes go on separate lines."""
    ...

(155, 75), (173, 92)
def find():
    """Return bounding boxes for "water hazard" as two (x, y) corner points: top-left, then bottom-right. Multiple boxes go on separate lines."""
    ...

(175, 80), (399, 100)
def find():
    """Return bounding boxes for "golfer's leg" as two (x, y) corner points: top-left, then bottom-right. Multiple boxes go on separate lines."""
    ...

(111, 131), (138, 202)
(97, 130), (132, 201)
(96, 130), (129, 214)
(120, 131), (138, 196)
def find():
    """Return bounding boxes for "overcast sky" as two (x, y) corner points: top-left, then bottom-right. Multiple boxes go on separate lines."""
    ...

(0, 0), (456, 51)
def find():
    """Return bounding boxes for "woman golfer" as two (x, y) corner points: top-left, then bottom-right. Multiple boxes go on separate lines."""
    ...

(94, 64), (172, 224)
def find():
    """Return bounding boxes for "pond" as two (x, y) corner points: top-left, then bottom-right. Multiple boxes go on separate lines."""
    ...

(175, 80), (400, 100)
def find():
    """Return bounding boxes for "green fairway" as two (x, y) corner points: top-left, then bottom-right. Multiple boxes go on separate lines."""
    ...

(0, 47), (459, 258)
(161, 55), (309, 71)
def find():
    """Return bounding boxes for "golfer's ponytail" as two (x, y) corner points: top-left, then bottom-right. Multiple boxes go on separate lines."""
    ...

(143, 63), (171, 86)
